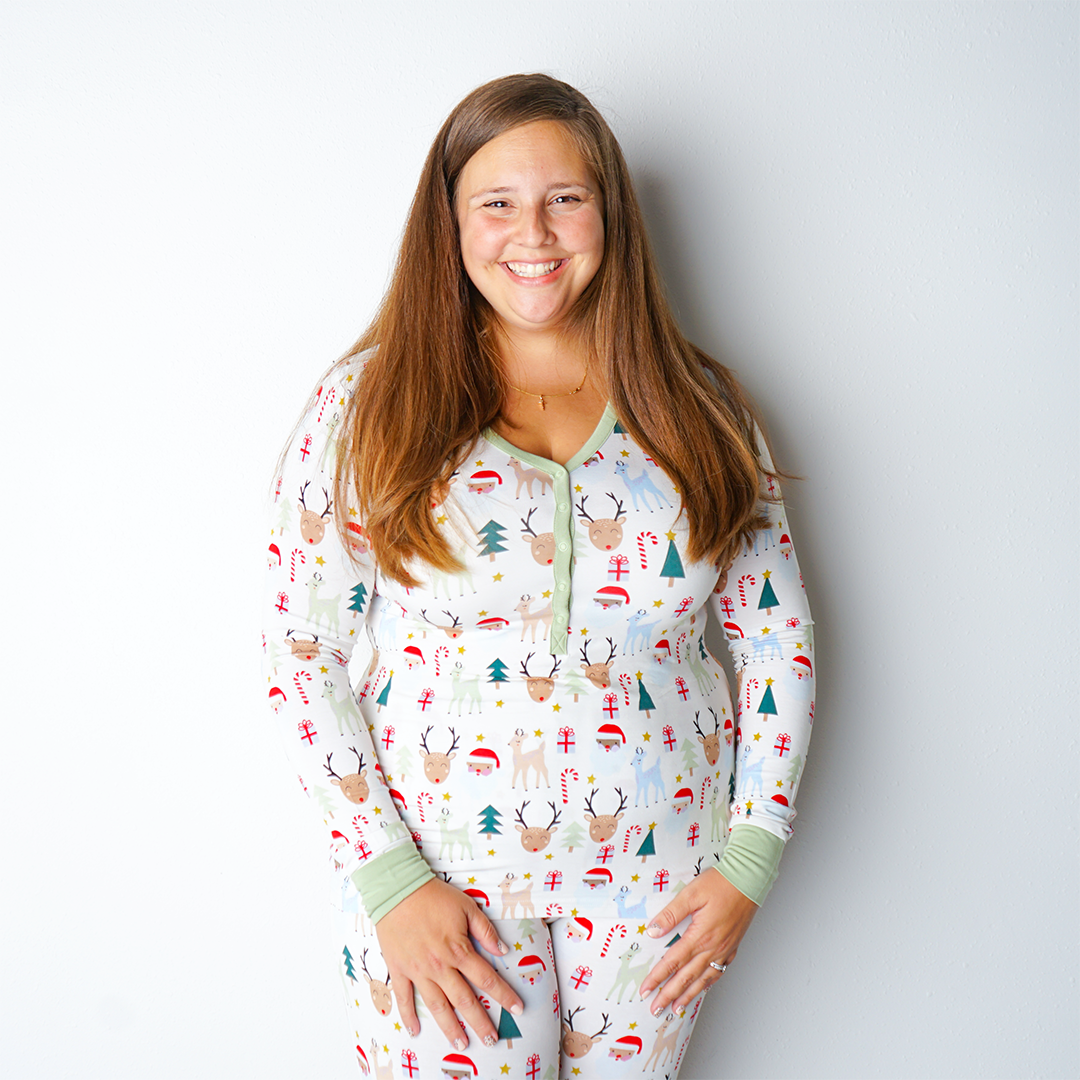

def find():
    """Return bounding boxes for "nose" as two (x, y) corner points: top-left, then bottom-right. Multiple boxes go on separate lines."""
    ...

(514, 202), (554, 248)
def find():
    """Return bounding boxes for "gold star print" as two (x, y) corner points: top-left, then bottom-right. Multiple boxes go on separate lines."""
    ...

(776, 780), (784, 787)
(631, 874), (639, 883)
(652, 599), (664, 608)
(635, 670), (643, 680)
(442, 792), (451, 801)
(406, 632), (414, 640)
(501, 1066), (511, 1075)
(545, 852), (554, 859)
(315, 555), (326, 566)
(745, 800), (753, 811)
(642, 732), (651, 742)
(534, 729), (543, 737)
(514, 942), (523, 951)
(496, 700), (504, 707)
(476, 733), (485, 742)
(393, 1022), (401, 1031)
(488, 849), (496, 856)
(475, 460), (484, 467)
(570, 907), (578, 916)
(587, 775), (596, 784)
(762, 569), (771, 579)
(580, 626), (589, 636)
(373, 806), (382, 815)
(573, 1068), (582, 1077)
(620, 450), (630, 457)
(383, 1045), (389, 1054)
(628, 1021), (638, 1030)
(458, 646), (466, 654)
(760, 626), (772, 635)
(319, 665), (328, 674)
(795, 641), (805, 650)
(436, 514), (448, 525)
(493, 572), (504, 582)
(478, 610), (487, 617)
(348, 628), (355, 636)
(765, 677), (774, 686)
(542, 589), (552, 598)
(649, 822), (657, 831)
(552, 703), (561, 712)
(574, 483), (583, 492)
(665, 530), (676, 541)
(676, 774), (683, 783)
(753, 732), (761, 741)
(348, 506), (358, 517)
(523, 872), (533, 879)
(637, 925), (647, 935)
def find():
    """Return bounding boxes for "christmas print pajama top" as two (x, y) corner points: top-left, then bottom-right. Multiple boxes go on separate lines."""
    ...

(262, 357), (815, 1078)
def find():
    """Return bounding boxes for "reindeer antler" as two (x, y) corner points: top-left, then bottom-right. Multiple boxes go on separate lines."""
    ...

(564, 1005), (584, 1030)
(583, 788), (599, 816)
(580, 639), (593, 664)
(613, 787), (628, 815)
(708, 706), (720, 733)
(520, 508), (538, 537)
(592, 1013), (612, 1038)
(575, 495), (594, 522)
(547, 657), (562, 679)
(605, 492), (626, 519)
(546, 801), (562, 830)
(348, 746), (364, 771)
(515, 801), (531, 828)
(520, 652), (535, 677)
(419, 725), (433, 754)
(323, 754), (342, 780)
(446, 727), (460, 754)
(605, 637), (617, 663)
(693, 712), (706, 740)
(298, 481), (310, 509)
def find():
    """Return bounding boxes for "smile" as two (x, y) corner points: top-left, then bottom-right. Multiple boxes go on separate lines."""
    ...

(503, 260), (566, 278)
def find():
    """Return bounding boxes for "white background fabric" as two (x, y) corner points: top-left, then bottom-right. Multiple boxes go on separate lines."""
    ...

(2, 2), (1076, 1078)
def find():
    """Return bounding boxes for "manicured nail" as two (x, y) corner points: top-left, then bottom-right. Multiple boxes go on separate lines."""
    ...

(511, 1003), (524, 1016)
(646, 923), (662, 937)
(652, 1005), (663, 1017)
(483, 1035), (497, 1048)
(676, 1005), (686, 1017)
(408, 1027), (419, 1038)
(498, 942), (510, 956)
(454, 1039), (466, 1051)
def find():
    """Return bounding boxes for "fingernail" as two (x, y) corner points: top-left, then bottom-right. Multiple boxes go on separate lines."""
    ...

(646, 923), (661, 937)
(511, 1003), (523, 1016)
(454, 1039), (466, 1051)
(652, 1005), (663, 1017)
(483, 1035), (497, 1048)
(498, 942), (510, 956)
(676, 1005), (686, 1017)
(408, 1027), (419, 1039)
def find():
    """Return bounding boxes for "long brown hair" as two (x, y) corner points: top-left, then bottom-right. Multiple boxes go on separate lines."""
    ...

(337, 73), (773, 586)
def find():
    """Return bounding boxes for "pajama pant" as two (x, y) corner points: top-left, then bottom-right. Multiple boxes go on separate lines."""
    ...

(336, 906), (707, 1079)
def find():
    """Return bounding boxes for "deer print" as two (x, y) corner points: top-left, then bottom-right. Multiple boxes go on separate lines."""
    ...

(631, 747), (666, 807)
(613, 459), (673, 513)
(579, 637), (618, 689)
(583, 787), (628, 843)
(359, 948), (393, 1017)
(625, 609), (661, 654)
(418, 725), (460, 783)
(420, 609), (464, 640)
(437, 808), (473, 861)
(605, 942), (652, 1003)
(297, 481), (333, 545)
(710, 785), (728, 842)
(285, 631), (320, 660)
(520, 652), (561, 703)
(508, 457), (553, 499)
(694, 708), (722, 766)
(515, 594), (554, 642)
(514, 800), (561, 852)
(498, 873), (536, 918)
(612, 885), (648, 920)
(642, 1012), (685, 1073)
(520, 508), (555, 566)
(740, 745), (764, 797)
(684, 635), (715, 694)
(508, 729), (550, 790)
(448, 663), (482, 715)
(562, 1007), (611, 1060)
(324, 748), (369, 805)
(576, 493), (627, 551)
(428, 548), (477, 599)
(368, 1039), (393, 1080)
(305, 573), (341, 635)
(321, 680), (360, 735)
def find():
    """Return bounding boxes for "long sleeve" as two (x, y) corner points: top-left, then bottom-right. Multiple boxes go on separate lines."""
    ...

(710, 432), (815, 903)
(261, 358), (433, 917)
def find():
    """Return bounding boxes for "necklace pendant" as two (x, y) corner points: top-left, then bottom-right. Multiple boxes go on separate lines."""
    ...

(539, 395), (546, 410)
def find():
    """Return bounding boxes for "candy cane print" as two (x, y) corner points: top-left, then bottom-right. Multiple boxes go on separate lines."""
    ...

(622, 824), (643, 854)
(700, 777), (710, 810)
(676, 633), (687, 663)
(417, 792), (433, 823)
(738, 574), (756, 607)
(743, 678), (760, 715)
(352, 813), (370, 831)
(316, 383), (333, 422)
(560, 767), (579, 805)
(619, 673), (632, 705)
(293, 669), (312, 704)
(545, 903), (564, 918)
(600, 924), (627, 958)
(636, 530), (658, 569)
(289, 547), (306, 582)
(434, 645), (449, 676)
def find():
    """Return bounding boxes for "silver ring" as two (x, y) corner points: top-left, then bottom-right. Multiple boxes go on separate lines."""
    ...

(709, 961), (728, 974)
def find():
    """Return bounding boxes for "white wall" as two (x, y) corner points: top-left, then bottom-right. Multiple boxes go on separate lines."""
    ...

(2, 2), (1076, 1077)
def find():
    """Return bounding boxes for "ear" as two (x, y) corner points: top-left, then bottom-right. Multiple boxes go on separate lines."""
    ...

(516, 825), (526, 833)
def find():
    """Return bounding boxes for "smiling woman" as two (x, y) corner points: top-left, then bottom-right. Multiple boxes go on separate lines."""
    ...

(262, 73), (816, 1079)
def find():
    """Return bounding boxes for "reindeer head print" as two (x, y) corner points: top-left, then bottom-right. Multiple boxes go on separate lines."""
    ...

(579, 638), (617, 689)
(514, 800), (561, 853)
(359, 949), (393, 1016)
(562, 1007), (610, 1059)
(520, 508), (556, 565)
(694, 708), (722, 766)
(285, 630), (320, 661)
(576, 493), (627, 551)
(520, 653), (561, 703)
(324, 747), (369, 804)
(583, 787), (628, 843)
(418, 725), (459, 784)
(297, 482), (332, 546)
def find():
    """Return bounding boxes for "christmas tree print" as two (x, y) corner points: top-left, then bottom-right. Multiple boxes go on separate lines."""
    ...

(497, 1005), (522, 1047)
(487, 658), (510, 687)
(275, 498), (292, 536)
(637, 675), (656, 719)
(559, 819), (586, 853)
(560, 666), (591, 702)
(613, 420), (628, 440)
(518, 918), (537, 943)
(375, 675), (393, 711)
(343, 945), (358, 982)
(756, 679), (778, 722)
(757, 570), (779, 615)
(396, 743), (415, 783)
(635, 827), (656, 862)
(785, 754), (803, 791)
(478, 804), (503, 838)
(728, 772), (736, 803)
(312, 783), (336, 818)
(348, 581), (368, 617)
(478, 519), (509, 561)
(679, 738), (698, 777)
(660, 532), (685, 587)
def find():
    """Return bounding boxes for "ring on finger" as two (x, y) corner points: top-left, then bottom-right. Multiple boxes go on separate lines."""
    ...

(708, 961), (728, 974)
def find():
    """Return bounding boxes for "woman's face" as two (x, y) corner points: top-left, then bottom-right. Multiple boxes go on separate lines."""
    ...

(456, 120), (605, 342)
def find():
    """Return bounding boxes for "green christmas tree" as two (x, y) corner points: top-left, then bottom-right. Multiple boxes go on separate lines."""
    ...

(635, 827), (656, 862)
(342, 945), (358, 983)
(396, 743), (415, 783)
(312, 783), (335, 818)
(497, 1005), (522, 1047)
(756, 681), (778, 722)
(728, 771), (736, 803)
(478, 804), (503, 838)
(785, 754), (803, 791)
(275, 498), (292, 536)
(757, 571), (779, 615)
(613, 420), (628, 441)
(487, 658), (510, 687)
(518, 918), (537, 943)
(637, 675), (656, 719)
(559, 819), (586, 853)
(559, 666), (591, 702)
(348, 581), (368, 617)
(375, 675), (393, 712)
(679, 738), (698, 777)
(478, 519), (509, 561)
(660, 536), (685, 587)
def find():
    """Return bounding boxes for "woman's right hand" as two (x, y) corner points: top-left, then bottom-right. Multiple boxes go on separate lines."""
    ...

(375, 878), (524, 1050)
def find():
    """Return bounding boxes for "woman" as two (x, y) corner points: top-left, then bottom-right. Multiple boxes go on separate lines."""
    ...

(263, 74), (814, 1079)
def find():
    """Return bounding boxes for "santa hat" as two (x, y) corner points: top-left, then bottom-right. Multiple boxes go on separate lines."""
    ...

(615, 1035), (642, 1054)
(330, 830), (349, 845)
(596, 723), (625, 743)
(594, 585), (629, 606)
(463, 888), (490, 908)
(723, 622), (744, 638)
(268, 543), (281, 562)
(468, 470), (501, 485)
(673, 787), (694, 807)
(403, 645), (424, 662)
(476, 616), (509, 631)
(440, 1052), (478, 1075)
(268, 687), (286, 702)
(791, 655), (813, 676)
(582, 867), (612, 887)
(467, 747), (500, 769)
(518, 954), (546, 973)
(569, 915), (594, 939)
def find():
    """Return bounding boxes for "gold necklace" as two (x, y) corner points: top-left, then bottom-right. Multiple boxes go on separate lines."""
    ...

(506, 361), (590, 410)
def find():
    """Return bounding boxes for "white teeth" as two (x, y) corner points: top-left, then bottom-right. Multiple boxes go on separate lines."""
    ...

(506, 260), (561, 277)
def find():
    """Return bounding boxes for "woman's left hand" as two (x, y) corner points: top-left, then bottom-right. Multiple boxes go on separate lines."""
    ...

(638, 869), (758, 1016)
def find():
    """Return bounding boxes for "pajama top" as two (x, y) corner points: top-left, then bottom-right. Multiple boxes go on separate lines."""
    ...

(262, 356), (815, 922)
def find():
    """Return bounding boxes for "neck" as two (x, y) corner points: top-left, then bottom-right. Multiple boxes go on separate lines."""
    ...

(493, 322), (591, 391)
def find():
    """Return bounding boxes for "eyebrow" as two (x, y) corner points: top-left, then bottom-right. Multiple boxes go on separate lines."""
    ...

(465, 182), (595, 202)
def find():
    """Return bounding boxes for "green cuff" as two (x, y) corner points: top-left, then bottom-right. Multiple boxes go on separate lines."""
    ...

(714, 824), (785, 906)
(350, 843), (436, 923)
